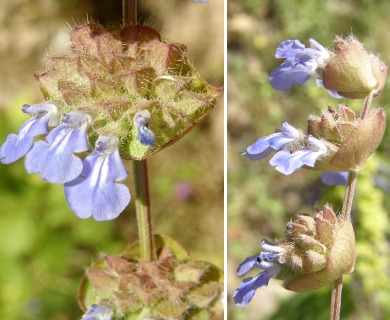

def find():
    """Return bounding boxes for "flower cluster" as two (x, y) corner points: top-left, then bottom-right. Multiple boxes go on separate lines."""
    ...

(269, 39), (329, 90)
(233, 240), (285, 306)
(243, 121), (328, 175)
(0, 23), (221, 221)
(270, 37), (387, 99)
(0, 102), (130, 221)
(234, 206), (356, 306)
(243, 104), (386, 183)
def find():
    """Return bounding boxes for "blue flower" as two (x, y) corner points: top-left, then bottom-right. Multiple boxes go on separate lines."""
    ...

(134, 110), (155, 146)
(24, 112), (90, 184)
(64, 136), (130, 221)
(316, 79), (343, 98)
(81, 304), (113, 320)
(242, 121), (301, 160)
(0, 103), (59, 164)
(269, 135), (327, 175)
(269, 39), (329, 91)
(321, 171), (348, 186)
(233, 240), (284, 306)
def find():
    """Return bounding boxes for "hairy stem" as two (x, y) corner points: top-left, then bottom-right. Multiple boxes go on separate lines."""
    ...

(330, 171), (356, 320)
(360, 90), (375, 120)
(122, 0), (137, 25)
(340, 172), (358, 221)
(133, 160), (156, 261)
(331, 90), (374, 319)
(123, 0), (154, 261)
(330, 275), (343, 320)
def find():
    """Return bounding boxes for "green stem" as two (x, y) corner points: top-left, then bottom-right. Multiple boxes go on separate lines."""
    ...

(330, 276), (343, 320)
(122, 0), (137, 25)
(133, 160), (156, 261)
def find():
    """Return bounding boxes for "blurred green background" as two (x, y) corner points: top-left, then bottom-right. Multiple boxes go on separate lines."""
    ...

(228, 0), (390, 319)
(0, 0), (223, 319)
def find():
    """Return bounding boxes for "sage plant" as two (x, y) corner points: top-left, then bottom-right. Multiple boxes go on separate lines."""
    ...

(234, 36), (387, 320)
(0, 1), (223, 319)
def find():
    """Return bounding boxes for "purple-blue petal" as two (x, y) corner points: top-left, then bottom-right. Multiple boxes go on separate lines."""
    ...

(316, 79), (343, 98)
(25, 123), (89, 183)
(243, 122), (300, 161)
(134, 110), (155, 146)
(0, 114), (51, 164)
(233, 271), (272, 307)
(244, 134), (293, 159)
(321, 172), (349, 186)
(269, 60), (311, 91)
(237, 254), (259, 276)
(81, 304), (113, 320)
(270, 148), (320, 175)
(137, 127), (155, 146)
(275, 40), (305, 59)
(64, 142), (130, 221)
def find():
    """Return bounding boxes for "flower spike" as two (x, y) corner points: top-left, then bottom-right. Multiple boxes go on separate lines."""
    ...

(24, 112), (90, 184)
(64, 136), (130, 221)
(0, 102), (59, 164)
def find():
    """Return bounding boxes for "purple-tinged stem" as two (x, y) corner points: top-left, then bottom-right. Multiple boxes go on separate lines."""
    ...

(122, 0), (137, 25)
(330, 90), (375, 319)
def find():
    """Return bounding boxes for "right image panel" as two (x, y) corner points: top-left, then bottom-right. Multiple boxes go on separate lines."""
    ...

(227, 1), (390, 319)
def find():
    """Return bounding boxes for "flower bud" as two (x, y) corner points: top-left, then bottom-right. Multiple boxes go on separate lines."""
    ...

(322, 36), (387, 99)
(280, 206), (356, 292)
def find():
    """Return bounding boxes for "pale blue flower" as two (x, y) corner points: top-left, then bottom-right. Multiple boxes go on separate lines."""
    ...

(25, 112), (90, 184)
(134, 110), (155, 146)
(321, 171), (348, 186)
(242, 121), (301, 160)
(0, 103), (59, 164)
(81, 304), (113, 320)
(316, 79), (343, 98)
(269, 135), (327, 175)
(233, 240), (284, 306)
(270, 39), (329, 91)
(64, 136), (130, 221)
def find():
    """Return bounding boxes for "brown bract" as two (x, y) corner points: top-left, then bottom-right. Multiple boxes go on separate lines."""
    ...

(307, 105), (386, 173)
(330, 108), (386, 172)
(278, 206), (356, 292)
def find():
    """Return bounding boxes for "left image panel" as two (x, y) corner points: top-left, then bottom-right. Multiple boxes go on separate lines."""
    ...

(0, 0), (224, 319)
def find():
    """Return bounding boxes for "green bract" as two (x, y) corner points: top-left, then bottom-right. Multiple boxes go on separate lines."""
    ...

(35, 23), (221, 160)
(78, 235), (224, 319)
